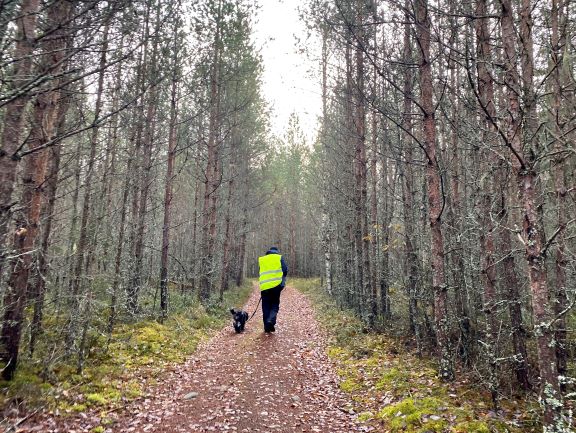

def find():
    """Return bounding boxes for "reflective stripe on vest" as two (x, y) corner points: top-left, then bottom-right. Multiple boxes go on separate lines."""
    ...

(258, 254), (282, 291)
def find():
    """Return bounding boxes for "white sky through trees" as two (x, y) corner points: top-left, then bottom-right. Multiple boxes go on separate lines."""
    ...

(253, 0), (321, 143)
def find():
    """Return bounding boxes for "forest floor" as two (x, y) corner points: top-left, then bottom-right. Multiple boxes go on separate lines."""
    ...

(294, 279), (563, 433)
(5, 279), (559, 433)
(12, 285), (362, 433)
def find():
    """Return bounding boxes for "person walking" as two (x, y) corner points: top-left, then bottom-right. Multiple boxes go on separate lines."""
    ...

(258, 246), (288, 333)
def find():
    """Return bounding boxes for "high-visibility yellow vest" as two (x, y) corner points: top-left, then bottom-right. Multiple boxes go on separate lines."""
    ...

(258, 254), (283, 291)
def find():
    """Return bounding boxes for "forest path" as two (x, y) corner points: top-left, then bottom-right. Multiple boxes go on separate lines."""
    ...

(108, 285), (361, 433)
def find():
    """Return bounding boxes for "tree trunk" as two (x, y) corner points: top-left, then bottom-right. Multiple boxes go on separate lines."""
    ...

(129, 20), (160, 314)
(200, 1), (222, 304)
(370, 109), (380, 320)
(108, 98), (141, 334)
(353, 0), (372, 325)
(289, 207), (297, 275)
(220, 174), (233, 297)
(445, 9), (471, 365)
(500, 0), (568, 428)
(475, 0), (500, 405)
(0, 0), (41, 271)
(160, 34), (179, 322)
(235, 214), (248, 287)
(190, 156), (201, 292)
(67, 20), (109, 350)
(472, 0), (531, 389)
(378, 122), (392, 320)
(126, 1), (152, 314)
(234, 157), (249, 288)
(220, 102), (239, 297)
(550, 0), (569, 382)
(415, 0), (454, 381)
(29, 89), (71, 355)
(94, 35), (125, 276)
(320, 26), (333, 295)
(130, 89), (158, 313)
(1, 0), (71, 379)
(499, 182), (531, 389)
(400, 3), (421, 353)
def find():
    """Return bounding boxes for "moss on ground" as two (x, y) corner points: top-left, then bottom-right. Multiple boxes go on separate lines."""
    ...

(292, 277), (541, 433)
(0, 281), (254, 416)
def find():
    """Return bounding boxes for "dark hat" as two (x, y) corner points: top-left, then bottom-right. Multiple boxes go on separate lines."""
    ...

(268, 246), (279, 252)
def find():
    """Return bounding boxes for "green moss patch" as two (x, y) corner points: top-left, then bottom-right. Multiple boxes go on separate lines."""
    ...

(452, 421), (491, 433)
(378, 397), (448, 432)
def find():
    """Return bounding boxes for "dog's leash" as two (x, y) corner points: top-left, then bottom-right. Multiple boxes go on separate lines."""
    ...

(246, 296), (262, 322)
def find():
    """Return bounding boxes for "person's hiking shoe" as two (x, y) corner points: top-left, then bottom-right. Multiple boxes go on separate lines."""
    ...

(264, 323), (275, 333)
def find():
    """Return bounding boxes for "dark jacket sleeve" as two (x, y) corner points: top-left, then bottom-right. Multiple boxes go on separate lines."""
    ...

(280, 256), (288, 287)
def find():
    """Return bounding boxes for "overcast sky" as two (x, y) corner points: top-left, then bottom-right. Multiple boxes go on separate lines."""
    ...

(252, 0), (321, 144)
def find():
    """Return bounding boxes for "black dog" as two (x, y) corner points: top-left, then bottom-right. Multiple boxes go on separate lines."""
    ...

(230, 308), (249, 333)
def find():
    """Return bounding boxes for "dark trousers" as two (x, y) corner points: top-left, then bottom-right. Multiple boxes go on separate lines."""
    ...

(261, 285), (282, 331)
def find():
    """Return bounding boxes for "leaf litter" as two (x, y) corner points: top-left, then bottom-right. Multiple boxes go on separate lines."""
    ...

(16, 286), (362, 432)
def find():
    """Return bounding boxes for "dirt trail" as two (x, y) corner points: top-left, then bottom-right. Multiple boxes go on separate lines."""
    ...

(43, 286), (361, 433)
(113, 285), (361, 433)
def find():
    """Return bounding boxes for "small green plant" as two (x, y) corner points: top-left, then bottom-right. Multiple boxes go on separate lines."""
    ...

(357, 411), (374, 422)
(86, 393), (108, 405)
(70, 403), (87, 412)
(452, 421), (491, 433)
(340, 377), (362, 392)
(378, 397), (447, 432)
